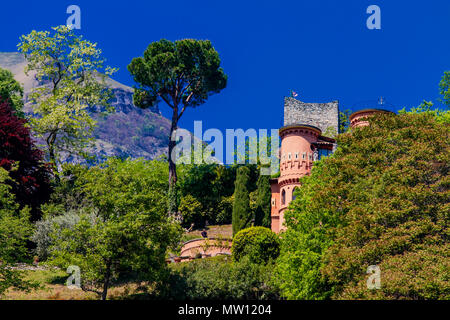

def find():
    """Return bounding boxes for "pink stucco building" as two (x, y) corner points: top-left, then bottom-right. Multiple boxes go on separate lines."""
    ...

(270, 98), (337, 234)
(349, 108), (394, 128)
(270, 98), (392, 234)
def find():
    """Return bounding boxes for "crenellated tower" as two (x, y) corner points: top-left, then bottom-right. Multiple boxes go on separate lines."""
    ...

(270, 98), (337, 233)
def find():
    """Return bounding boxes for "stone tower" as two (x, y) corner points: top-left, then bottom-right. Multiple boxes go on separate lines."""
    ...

(270, 98), (338, 233)
(284, 97), (339, 133)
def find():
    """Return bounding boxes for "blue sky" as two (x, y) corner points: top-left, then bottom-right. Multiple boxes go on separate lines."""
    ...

(1, 0), (449, 134)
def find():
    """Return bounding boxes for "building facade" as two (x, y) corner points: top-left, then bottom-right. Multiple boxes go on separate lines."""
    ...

(270, 98), (393, 234)
(270, 98), (337, 234)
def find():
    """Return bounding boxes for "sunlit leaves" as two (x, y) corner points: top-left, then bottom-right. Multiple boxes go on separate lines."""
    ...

(276, 112), (449, 300)
(18, 25), (118, 166)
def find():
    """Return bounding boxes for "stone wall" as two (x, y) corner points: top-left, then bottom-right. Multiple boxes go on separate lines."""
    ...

(179, 238), (232, 260)
(284, 97), (339, 134)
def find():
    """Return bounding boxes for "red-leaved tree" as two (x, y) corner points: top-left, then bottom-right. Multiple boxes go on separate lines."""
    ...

(0, 100), (51, 220)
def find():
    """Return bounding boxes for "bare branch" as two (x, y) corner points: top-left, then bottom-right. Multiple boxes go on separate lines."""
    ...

(158, 92), (174, 108)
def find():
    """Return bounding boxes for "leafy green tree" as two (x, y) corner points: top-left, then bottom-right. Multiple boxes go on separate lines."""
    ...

(216, 195), (234, 225)
(18, 25), (117, 170)
(179, 194), (204, 228)
(232, 227), (280, 264)
(254, 174), (271, 228)
(276, 112), (449, 300)
(0, 168), (36, 296)
(178, 164), (239, 225)
(274, 160), (335, 300)
(0, 101), (52, 221)
(179, 164), (218, 224)
(439, 71), (449, 106)
(47, 158), (181, 300)
(338, 109), (352, 133)
(32, 208), (89, 260)
(39, 163), (92, 217)
(128, 39), (227, 213)
(399, 100), (449, 125)
(0, 68), (24, 116)
(232, 166), (252, 236)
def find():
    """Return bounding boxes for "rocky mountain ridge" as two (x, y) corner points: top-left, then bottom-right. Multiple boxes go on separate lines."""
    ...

(0, 52), (178, 162)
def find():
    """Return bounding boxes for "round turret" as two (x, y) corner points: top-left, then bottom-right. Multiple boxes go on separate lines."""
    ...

(349, 108), (394, 128)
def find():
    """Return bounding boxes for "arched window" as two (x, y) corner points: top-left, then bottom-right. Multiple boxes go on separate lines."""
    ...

(292, 187), (298, 201)
(281, 189), (286, 206)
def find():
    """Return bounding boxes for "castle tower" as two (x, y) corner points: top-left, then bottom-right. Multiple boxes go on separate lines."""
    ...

(270, 98), (337, 233)
(349, 98), (395, 128)
(349, 108), (394, 128)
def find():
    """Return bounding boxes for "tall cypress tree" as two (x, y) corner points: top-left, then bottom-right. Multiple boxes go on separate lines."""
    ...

(232, 166), (252, 236)
(254, 174), (271, 228)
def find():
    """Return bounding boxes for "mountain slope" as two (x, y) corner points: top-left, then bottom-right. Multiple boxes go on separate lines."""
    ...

(0, 52), (176, 162)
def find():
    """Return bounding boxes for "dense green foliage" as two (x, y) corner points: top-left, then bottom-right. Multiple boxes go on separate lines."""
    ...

(440, 71), (450, 106)
(232, 166), (253, 235)
(232, 227), (280, 264)
(159, 256), (280, 300)
(18, 25), (117, 168)
(0, 68), (23, 116)
(128, 39), (227, 213)
(0, 168), (37, 295)
(32, 209), (86, 260)
(42, 158), (181, 299)
(178, 164), (258, 227)
(0, 101), (51, 221)
(178, 194), (204, 227)
(276, 111), (449, 300)
(254, 174), (271, 228)
(2, 21), (448, 301)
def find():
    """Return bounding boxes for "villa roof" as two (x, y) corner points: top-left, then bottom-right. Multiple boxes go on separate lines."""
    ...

(349, 108), (395, 121)
(279, 123), (322, 135)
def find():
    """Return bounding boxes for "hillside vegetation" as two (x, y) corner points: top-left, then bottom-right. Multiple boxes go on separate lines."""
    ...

(277, 111), (449, 300)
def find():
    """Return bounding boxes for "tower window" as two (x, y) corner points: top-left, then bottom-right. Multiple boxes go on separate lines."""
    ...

(302, 152), (306, 160)
(281, 189), (286, 206)
(288, 153), (291, 160)
(295, 152), (298, 159)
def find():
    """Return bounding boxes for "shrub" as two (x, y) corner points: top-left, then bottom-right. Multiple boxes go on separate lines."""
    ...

(0, 168), (33, 262)
(32, 209), (93, 260)
(159, 256), (280, 300)
(179, 194), (204, 228)
(232, 166), (252, 235)
(215, 195), (234, 225)
(0, 167), (36, 295)
(232, 227), (280, 264)
(254, 174), (271, 228)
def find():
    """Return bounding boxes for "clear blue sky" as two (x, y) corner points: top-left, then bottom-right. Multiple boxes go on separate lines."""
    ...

(1, 0), (449, 134)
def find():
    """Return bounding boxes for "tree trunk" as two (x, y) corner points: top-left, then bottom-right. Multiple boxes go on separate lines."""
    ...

(47, 132), (60, 183)
(168, 108), (178, 214)
(101, 261), (112, 301)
